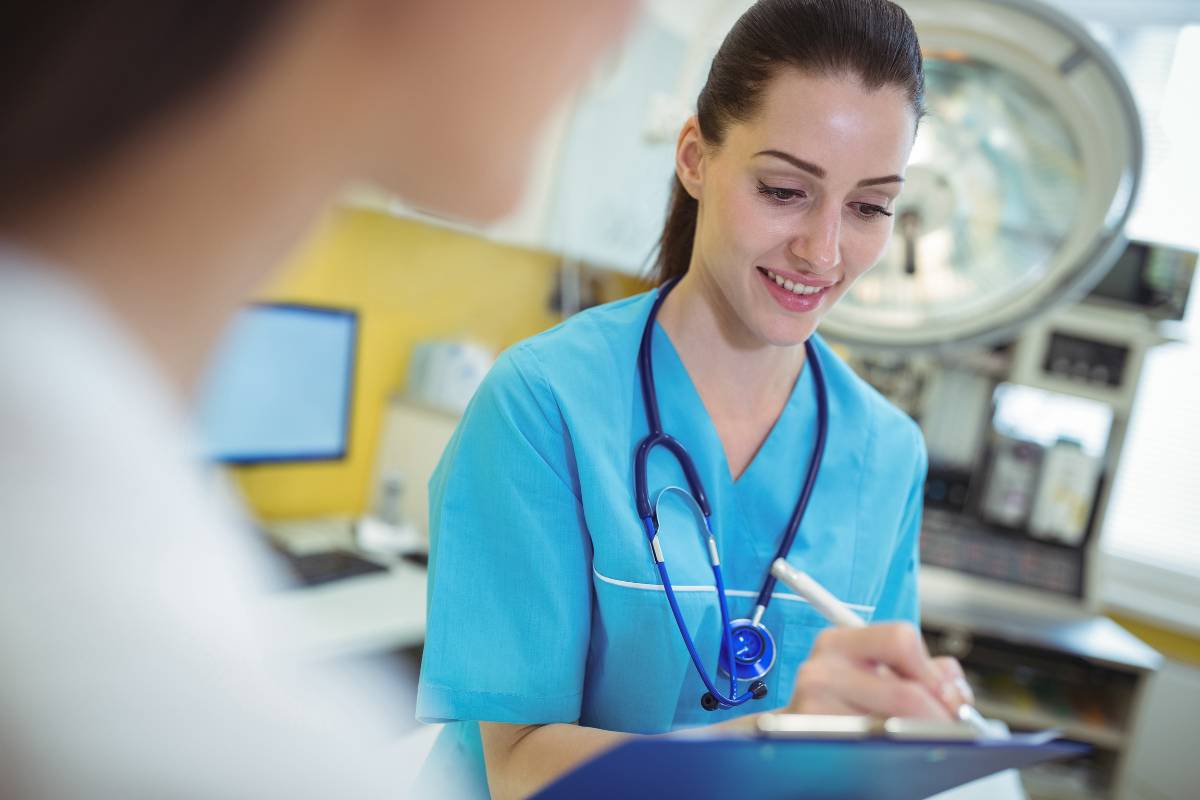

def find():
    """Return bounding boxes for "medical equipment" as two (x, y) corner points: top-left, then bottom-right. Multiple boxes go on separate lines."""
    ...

(822, 0), (1143, 350)
(634, 277), (829, 710)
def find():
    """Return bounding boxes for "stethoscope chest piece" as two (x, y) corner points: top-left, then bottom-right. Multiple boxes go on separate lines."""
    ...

(718, 618), (776, 682)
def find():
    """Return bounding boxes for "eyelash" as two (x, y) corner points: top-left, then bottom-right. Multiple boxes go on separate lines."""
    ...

(757, 181), (805, 204)
(756, 181), (894, 221)
(852, 203), (894, 220)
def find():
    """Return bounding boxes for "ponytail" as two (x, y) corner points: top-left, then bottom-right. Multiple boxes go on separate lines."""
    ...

(650, 175), (699, 285)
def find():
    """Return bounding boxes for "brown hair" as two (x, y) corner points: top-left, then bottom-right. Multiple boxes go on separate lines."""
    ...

(651, 0), (925, 284)
(0, 2), (296, 218)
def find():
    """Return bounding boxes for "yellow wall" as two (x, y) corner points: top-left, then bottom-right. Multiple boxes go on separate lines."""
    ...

(1109, 613), (1200, 667)
(233, 206), (644, 519)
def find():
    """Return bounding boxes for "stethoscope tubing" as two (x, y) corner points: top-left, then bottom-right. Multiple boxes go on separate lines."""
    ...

(652, 546), (747, 707)
(643, 512), (748, 707)
(635, 276), (829, 709)
(752, 344), (828, 610)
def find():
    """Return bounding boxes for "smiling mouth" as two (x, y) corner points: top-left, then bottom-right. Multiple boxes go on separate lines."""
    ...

(757, 267), (834, 296)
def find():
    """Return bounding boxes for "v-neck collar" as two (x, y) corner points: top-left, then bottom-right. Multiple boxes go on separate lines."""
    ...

(652, 320), (815, 485)
(650, 320), (820, 563)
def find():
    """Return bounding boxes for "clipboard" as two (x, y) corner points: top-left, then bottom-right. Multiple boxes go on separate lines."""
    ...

(532, 714), (1089, 800)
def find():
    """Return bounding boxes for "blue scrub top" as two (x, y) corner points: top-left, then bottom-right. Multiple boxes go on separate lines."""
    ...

(416, 290), (928, 797)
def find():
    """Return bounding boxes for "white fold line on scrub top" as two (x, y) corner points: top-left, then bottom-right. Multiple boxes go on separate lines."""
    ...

(592, 567), (875, 614)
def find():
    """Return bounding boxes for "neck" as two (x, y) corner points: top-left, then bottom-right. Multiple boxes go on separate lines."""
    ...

(657, 267), (805, 416)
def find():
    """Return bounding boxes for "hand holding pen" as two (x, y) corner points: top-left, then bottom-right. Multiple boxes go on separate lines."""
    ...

(771, 559), (1000, 738)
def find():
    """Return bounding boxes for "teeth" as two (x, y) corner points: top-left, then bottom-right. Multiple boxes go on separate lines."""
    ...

(765, 269), (825, 296)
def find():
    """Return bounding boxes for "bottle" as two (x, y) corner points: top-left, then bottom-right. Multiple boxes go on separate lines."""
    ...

(979, 436), (1043, 529)
(1029, 438), (1100, 546)
(356, 468), (423, 557)
(376, 469), (406, 528)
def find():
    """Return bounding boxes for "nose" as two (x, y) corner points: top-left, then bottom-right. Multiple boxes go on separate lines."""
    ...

(788, 204), (841, 273)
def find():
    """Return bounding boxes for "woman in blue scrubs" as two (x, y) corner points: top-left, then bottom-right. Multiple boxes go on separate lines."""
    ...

(418, 1), (974, 796)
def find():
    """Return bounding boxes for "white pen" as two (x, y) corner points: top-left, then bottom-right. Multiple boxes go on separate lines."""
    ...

(770, 558), (1000, 739)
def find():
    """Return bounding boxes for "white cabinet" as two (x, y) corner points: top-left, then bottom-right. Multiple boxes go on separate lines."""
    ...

(540, 11), (690, 274)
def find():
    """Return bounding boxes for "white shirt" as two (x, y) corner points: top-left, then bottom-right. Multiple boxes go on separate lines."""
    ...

(0, 250), (413, 799)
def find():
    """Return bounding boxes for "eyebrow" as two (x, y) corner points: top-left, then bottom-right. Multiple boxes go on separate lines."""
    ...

(754, 149), (904, 188)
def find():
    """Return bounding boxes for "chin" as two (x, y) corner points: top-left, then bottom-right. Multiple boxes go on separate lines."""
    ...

(755, 317), (820, 349)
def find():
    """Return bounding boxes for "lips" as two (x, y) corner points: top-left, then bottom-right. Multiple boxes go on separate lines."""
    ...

(757, 266), (837, 291)
(756, 266), (836, 313)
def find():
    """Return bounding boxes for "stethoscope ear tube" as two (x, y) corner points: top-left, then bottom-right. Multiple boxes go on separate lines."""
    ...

(635, 433), (712, 519)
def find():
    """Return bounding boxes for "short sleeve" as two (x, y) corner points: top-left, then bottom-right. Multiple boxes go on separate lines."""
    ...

(870, 422), (928, 626)
(416, 346), (593, 725)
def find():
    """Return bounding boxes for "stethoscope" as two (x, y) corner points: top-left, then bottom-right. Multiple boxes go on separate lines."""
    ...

(634, 276), (829, 711)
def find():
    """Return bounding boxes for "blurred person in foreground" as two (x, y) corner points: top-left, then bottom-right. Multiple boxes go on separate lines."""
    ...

(0, 2), (634, 797)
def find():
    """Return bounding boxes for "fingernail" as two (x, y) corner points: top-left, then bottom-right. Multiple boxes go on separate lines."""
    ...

(940, 681), (958, 707)
(956, 677), (976, 706)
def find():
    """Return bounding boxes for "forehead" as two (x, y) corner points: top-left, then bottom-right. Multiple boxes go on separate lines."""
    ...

(723, 68), (916, 180)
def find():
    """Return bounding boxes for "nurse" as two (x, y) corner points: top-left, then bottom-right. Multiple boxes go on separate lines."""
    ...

(418, 0), (974, 797)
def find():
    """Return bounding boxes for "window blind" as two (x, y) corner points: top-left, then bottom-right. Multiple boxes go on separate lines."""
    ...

(1093, 23), (1200, 588)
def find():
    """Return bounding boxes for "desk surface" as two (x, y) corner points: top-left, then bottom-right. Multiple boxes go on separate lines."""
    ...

(261, 559), (427, 660)
(921, 567), (1161, 672)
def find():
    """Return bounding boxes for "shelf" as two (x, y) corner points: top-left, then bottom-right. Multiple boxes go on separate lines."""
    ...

(1020, 769), (1107, 800)
(921, 566), (1163, 673)
(975, 698), (1125, 750)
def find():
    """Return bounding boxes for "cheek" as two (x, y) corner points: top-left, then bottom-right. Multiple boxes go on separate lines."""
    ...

(711, 189), (785, 267)
(842, 223), (894, 279)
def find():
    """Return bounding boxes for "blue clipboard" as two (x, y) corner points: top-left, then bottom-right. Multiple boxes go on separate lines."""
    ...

(532, 717), (1088, 800)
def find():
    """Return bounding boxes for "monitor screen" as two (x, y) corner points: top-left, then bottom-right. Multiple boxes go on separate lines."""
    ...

(196, 303), (357, 464)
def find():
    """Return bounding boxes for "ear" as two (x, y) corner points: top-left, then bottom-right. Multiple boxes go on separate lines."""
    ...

(674, 115), (705, 201)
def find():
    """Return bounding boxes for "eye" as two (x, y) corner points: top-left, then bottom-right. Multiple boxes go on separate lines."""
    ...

(757, 181), (806, 204)
(850, 202), (894, 220)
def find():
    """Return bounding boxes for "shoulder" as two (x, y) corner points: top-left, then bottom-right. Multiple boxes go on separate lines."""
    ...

(811, 334), (926, 474)
(511, 291), (652, 377)
(481, 291), (654, 412)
